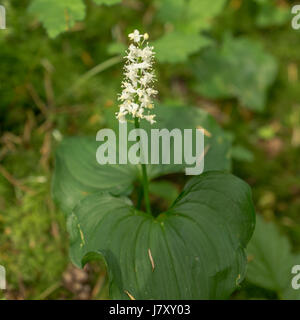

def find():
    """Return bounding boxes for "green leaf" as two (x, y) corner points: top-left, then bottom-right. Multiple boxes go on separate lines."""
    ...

(283, 285), (300, 300)
(53, 105), (232, 215)
(154, 0), (225, 62)
(154, 32), (212, 63)
(246, 216), (300, 300)
(155, 0), (185, 25)
(69, 172), (255, 299)
(246, 215), (294, 292)
(28, 0), (86, 38)
(28, 0), (121, 38)
(193, 36), (278, 111)
(181, 0), (226, 32)
(149, 105), (232, 176)
(156, 0), (226, 32)
(254, 1), (290, 28)
(52, 137), (138, 215)
(231, 145), (254, 163)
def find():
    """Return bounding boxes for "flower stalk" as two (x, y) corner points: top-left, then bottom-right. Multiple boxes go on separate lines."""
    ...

(134, 117), (152, 215)
(116, 29), (157, 215)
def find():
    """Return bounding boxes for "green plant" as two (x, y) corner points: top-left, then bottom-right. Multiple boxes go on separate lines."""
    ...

(1, 0), (298, 301)
(52, 30), (256, 299)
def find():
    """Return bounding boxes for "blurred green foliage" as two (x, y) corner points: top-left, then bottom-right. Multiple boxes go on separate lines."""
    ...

(0, 0), (300, 299)
(193, 35), (278, 111)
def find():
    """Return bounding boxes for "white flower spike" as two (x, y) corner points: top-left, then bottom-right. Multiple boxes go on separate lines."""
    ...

(116, 30), (157, 124)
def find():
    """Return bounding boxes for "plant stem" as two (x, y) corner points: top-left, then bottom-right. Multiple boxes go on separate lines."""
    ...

(64, 55), (122, 98)
(136, 186), (143, 210)
(134, 118), (152, 215)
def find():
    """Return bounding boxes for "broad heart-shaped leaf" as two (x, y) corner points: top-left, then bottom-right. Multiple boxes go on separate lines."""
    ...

(193, 35), (278, 111)
(52, 137), (138, 215)
(28, 0), (86, 38)
(154, 32), (212, 63)
(53, 105), (232, 215)
(69, 172), (255, 299)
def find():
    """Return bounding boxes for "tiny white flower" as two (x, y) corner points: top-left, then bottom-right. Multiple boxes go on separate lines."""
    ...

(116, 29), (157, 124)
(130, 103), (139, 116)
(144, 114), (156, 124)
(124, 69), (138, 83)
(136, 107), (144, 118)
(116, 110), (127, 123)
(119, 105), (128, 114)
(126, 61), (151, 72)
(146, 88), (158, 96)
(118, 90), (131, 101)
(140, 94), (152, 108)
(128, 29), (143, 43)
(139, 46), (154, 61)
(125, 44), (140, 62)
(140, 72), (154, 86)
(136, 88), (144, 98)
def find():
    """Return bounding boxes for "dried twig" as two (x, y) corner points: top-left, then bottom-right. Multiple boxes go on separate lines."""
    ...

(124, 290), (136, 300)
(40, 132), (52, 171)
(91, 272), (106, 299)
(148, 248), (155, 272)
(0, 165), (34, 194)
(26, 83), (48, 115)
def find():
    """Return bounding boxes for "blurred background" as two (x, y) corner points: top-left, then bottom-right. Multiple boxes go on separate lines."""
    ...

(0, 0), (300, 299)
